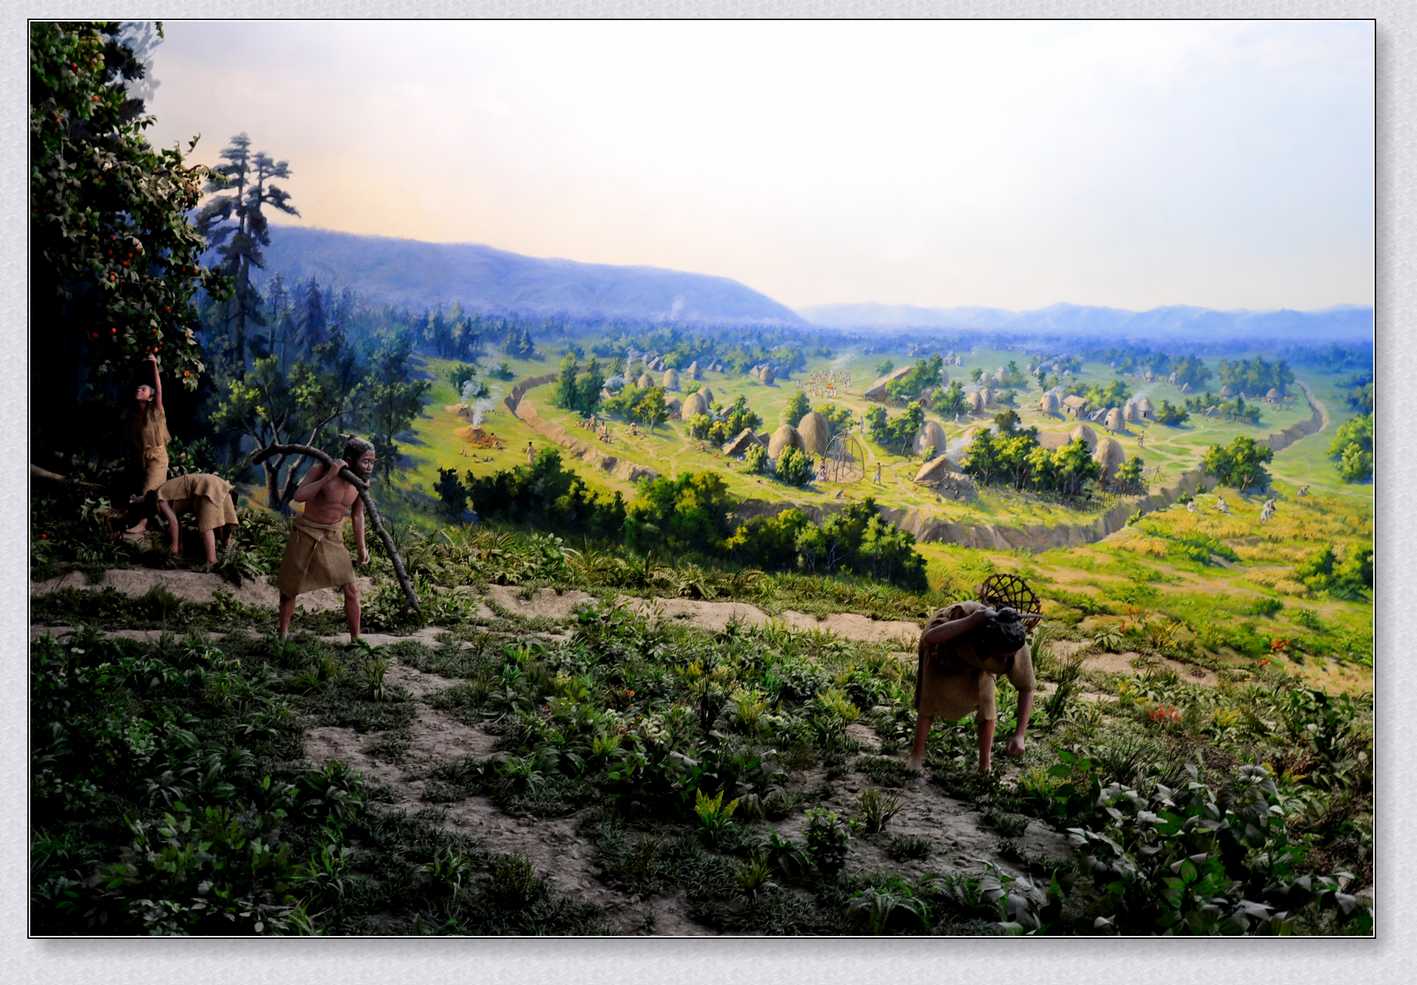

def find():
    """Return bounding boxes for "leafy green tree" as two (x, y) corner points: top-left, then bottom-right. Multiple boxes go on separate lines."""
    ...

(211, 329), (364, 512)
(866, 402), (925, 455)
(362, 331), (431, 480)
(775, 446), (815, 487)
(795, 499), (927, 589)
(875, 359), (894, 377)
(783, 390), (811, 425)
(460, 449), (626, 538)
(931, 380), (967, 417)
(1202, 435), (1274, 492)
(625, 472), (735, 554)
(1170, 355), (1212, 390)
(1052, 438), (1102, 498)
(31, 21), (224, 462)
(816, 403), (855, 434)
(725, 508), (811, 565)
(961, 429), (1001, 485)
(1338, 443), (1373, 483)
(1155, 400), (1189, 426)
(744, 443), (769, 475)
(631, 387), (670, 429)
(195, 133), (299, 373)
(1115, 456), (1146, 494)
(1328, 414), (1373, 483)
(993, 409), (1022, 434)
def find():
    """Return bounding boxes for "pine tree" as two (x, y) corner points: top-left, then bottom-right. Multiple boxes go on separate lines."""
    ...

(194, 134), (299, 374)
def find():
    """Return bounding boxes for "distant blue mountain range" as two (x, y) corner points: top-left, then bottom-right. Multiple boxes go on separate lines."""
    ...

(798, 301), (1374, 342)
(246, 225), (805, 325)
(243, 225), (1371, 342)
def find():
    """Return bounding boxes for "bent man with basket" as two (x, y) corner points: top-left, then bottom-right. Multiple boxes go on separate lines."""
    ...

(910, 575), (1041, 774)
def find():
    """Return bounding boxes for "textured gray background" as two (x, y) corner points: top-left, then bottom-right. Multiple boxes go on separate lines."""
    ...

(3, 2), (1406, 982)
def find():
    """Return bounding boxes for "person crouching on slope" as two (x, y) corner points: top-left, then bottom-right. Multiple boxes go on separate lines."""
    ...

(127, 472), (239, 565)
(909, 601), (1036, 775)
(276, 437), (375, 644)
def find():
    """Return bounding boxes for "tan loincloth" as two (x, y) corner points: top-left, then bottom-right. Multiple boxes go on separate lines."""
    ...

(158, 473), (237, 531)
(277, 513), (355, 597)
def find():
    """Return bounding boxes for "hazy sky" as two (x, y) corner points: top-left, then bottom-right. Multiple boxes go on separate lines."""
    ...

(144, 19), (1374, 312)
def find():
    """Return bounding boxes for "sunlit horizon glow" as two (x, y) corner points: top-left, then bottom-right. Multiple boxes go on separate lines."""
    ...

(144, 19), (1374, 313)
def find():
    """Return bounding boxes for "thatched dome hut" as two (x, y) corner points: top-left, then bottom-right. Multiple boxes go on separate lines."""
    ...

(1124, 401), (1141, 423)
(797, 411), (831, 455)
(686, 360), (701, 380)
(679, 391), (709, 421)
(913, 419), (947, 458)
(757, 365), (776, 385)
(1069, 423), (1098, 450)
(981, 387), (995, 407)
(863, 364), (913, 401)
(1040, 392), (1061, 415)
(697, 386), (715, 408)
(1265, 387), (1280, 403)
(662, 368), (680, 391)
(767, 424), (804, 460)
(1135, 396), (1153, 419)
(993, 367), (1007, 383)
(1220, 385), (1234, 399)
(1104, 407), (1124, 432)
(722, 428), (760, 458)
(1093, 436), (1126, 481)
(967, 390), (985, 412)
(1061, 395), (1088, 418)
(914, 454), (958, 484)
(636, 373), (654, 389)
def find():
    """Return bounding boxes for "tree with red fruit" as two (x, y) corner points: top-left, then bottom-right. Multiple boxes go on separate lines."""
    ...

(30, 20), (228, 468)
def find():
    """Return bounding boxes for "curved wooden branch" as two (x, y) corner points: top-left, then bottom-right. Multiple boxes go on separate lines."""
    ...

(250, 442), (420, 615)
(31, 464), (105, 490)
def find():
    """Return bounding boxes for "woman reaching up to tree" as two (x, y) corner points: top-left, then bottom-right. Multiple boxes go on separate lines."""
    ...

(130, 353), (170, 494)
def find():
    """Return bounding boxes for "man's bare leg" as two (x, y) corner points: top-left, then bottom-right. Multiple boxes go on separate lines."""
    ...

(277, 594), (297, 640)
(343, 583), (361, 643)
(977, 715), (997, 774)
(1006, 689), (1035, 758)
(200, 529), (218, 565)
(909, 714), (932, 770)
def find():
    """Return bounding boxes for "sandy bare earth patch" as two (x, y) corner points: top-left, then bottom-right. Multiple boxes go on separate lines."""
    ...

(31, 568), (372, 614)
(780, 765), (1072, 884)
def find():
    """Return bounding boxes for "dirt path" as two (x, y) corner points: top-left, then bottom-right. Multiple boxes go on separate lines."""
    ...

(32, 571), (924, 648)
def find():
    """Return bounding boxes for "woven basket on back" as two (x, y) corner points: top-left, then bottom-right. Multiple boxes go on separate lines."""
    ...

(977, 573), (1043, 629)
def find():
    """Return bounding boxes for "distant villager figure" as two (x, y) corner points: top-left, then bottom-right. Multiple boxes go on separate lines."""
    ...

(1298, 484), (1310, 496)
(1187, 499), (1197, 513)
(1260, 497), (1277, 523)
(129, 472), (238, 565)
(276, 437), (375, 644)
(526, 441), (535, 466)
(1215, 497), (1230, 514)
(875, 461), (883, 484)
(130, 353), (170, 495)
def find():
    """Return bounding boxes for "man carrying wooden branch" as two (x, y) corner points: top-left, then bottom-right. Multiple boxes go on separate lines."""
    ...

(276, 436), (375, 643)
